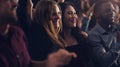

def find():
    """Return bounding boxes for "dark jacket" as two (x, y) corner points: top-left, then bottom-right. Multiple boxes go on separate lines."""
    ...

(88, 23), (120, 67)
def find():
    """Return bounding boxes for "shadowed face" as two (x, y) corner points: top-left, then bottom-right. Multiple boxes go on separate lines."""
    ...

(0, 0), (18, 23)
(99, 2), (117, 24)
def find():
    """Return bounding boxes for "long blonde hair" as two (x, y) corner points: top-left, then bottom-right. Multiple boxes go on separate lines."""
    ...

(34, 0), (66, 48)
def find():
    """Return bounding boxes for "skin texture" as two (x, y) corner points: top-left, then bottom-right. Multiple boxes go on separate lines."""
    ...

(52, 5), (62, 29)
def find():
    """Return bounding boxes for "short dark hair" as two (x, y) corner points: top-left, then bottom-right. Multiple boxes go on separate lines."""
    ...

(94, 0), (118, 14)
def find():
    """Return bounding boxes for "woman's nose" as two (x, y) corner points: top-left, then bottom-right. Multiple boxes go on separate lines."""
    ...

(55, 13), (61, 19)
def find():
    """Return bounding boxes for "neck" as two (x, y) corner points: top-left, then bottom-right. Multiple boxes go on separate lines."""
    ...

(62, 27), (79, 46)
(63, 27), (72, 38)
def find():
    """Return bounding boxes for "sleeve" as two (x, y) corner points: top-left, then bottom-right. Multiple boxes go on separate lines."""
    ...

(88, 34), (119, 67)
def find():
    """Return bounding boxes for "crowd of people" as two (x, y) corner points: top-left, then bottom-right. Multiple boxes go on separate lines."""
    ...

(0, 0), (120, 67)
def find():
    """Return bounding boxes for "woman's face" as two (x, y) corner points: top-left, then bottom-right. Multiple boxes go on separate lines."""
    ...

(51, 5), (61, 29)
(64, 5), (77, 28)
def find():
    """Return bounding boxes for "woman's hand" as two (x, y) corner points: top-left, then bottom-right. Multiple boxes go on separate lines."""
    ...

(46, 49), (77, 67)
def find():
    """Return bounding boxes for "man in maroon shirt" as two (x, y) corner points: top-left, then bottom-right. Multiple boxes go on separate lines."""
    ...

(0, 0), (77, 67)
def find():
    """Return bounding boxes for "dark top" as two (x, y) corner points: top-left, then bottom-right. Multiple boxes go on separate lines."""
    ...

(65, 44), (88, 67)
(61, 28), (89, 67)
(0, 25), (30, 67)
(28, 23), (60, 61)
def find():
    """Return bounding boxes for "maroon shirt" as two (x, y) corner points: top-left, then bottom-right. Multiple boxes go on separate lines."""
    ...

(0, 25), (30, 67)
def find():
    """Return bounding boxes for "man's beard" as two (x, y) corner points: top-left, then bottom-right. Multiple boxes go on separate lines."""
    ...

(0, 13), (18, 25)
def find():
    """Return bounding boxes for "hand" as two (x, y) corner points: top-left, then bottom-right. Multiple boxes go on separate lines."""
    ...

(76, 18), (82, 29)
(46, 49), (77, 67)
(28, 0), (33, 8)
(28, 0), (33, 19)
(81, 31), (88, 38)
